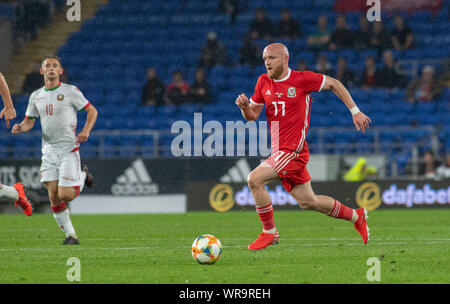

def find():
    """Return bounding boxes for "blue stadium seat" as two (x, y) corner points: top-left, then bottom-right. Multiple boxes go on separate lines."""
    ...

(317, 50), (336, 62)
(358, 49), (378, 61)
(157, 105), (178, 116)
(338, 49), (357, 62)
(294, 52), (315, 65)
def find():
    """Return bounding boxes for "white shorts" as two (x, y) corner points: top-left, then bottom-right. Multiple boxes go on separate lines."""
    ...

(40, 149), (82, 187)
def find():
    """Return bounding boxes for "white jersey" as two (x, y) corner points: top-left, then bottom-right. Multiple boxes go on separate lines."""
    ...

(25, 82), (90, 154)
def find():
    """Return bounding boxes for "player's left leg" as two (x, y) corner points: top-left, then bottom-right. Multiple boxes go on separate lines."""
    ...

(289, 181), (369, 244)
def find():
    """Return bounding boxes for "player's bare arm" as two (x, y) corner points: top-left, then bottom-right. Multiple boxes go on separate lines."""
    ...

(235, 93), (263, 121)
(321, 75), (371, 133)
(11, 117), (36, 134)
(76, 104), (98, 143)
(0, 72), (17, 128)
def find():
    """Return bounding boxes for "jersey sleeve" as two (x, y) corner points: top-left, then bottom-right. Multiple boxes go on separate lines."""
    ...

(25, 94), (39, 119)
(70, 86), (91, 111)
(249, 75), (265, 106)
(300, 71), (326, 93)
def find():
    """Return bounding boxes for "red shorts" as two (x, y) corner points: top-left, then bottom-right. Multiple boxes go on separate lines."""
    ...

(264, 149), (311, 192)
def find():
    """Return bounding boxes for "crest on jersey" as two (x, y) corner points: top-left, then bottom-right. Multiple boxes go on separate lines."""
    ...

(287, 87), (296, 98)
(57, 94), (64, 101)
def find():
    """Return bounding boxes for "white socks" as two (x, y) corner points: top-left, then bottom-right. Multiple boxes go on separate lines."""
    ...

(0, 184), (19, 202)
(53, 209), (77, 239)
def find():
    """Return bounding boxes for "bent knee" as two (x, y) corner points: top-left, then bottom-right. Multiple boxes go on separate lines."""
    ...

(247, 172), (264, 191)
(58, 189), (77, 202)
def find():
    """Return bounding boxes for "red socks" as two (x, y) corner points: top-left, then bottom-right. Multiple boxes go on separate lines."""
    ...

(328, 200), (354, 221)
(256, 203), (275, 232)
(256, 200), (354, 233)
(51, 201), (67, 213)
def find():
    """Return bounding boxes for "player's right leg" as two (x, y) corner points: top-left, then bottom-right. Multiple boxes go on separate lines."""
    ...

(247, 162), (281, 250)
(289, 181), (369, 244)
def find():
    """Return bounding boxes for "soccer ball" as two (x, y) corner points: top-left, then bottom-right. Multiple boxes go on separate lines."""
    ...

(191, 234), (222, 265)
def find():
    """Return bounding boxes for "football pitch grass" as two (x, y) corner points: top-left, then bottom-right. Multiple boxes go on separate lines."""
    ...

(0, 209), (448, 284)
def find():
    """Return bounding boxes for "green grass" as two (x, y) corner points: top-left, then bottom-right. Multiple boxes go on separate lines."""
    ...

(0, 209), (449, 284)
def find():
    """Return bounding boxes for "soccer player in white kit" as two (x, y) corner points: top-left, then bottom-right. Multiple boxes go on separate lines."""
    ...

(0, 72), (33, 216)
(12, 55), (98, 244)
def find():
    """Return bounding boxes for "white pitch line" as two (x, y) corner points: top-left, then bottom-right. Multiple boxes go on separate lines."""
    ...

(0, 241), (446, 252)
(0, 237), (448, 242)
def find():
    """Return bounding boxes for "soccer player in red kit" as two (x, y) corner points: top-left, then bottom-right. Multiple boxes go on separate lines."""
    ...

(235, 43), (372, 250)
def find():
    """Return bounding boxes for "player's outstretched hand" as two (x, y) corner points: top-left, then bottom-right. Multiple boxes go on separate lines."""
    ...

(76, 130), (90, 143)
(353, 112), (371, 134)
(235, 94), (249, 110)
(0, 106), (16, 128)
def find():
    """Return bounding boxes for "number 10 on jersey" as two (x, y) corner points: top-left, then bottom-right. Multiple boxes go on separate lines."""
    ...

(272, 101), (285, 116)
(46, 104), (54, 116)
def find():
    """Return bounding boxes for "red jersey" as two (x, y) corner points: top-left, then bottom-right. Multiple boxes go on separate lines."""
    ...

(250, 68), (325, 154)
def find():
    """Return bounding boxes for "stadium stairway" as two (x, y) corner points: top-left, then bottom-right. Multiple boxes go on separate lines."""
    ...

(3, 0), (108, 94)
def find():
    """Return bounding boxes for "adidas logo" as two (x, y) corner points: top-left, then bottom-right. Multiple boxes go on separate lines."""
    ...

(111, 158), (159, 196)
(265, 89), (271, 95)
(220, 158), (251, 183)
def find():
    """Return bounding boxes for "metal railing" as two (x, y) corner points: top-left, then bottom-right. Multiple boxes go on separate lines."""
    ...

(396, 58), (450, 78)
